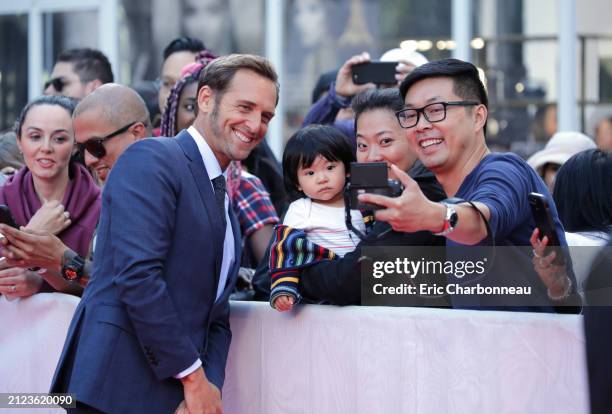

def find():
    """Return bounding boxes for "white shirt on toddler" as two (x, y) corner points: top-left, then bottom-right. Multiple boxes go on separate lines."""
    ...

(283, 197), (366, 257)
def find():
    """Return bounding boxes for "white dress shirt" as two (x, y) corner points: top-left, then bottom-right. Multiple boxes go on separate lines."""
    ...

(175, 126), (236, 379)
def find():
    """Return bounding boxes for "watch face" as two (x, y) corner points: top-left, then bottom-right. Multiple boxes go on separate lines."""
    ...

(64, 267), (79, 281)
(61, 253), (85, 282)
(449, 210), (458, 227)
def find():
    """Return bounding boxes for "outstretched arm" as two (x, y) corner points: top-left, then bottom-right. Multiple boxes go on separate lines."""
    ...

(359, 165), (490, 245)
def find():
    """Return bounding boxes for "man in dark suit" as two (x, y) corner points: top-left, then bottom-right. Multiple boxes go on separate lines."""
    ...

(51, 54), (279, 413)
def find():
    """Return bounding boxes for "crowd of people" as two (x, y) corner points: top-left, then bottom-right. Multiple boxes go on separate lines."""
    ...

(0, 36), (610, 413)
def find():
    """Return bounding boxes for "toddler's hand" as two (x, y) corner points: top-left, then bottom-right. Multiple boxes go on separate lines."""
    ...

(273, 295), (295, 312)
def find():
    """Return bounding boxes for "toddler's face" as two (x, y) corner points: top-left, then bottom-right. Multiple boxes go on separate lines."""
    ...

(297, 155), (346, 206)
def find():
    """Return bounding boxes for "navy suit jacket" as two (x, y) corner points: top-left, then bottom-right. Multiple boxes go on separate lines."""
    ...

(51, 130), (241, 413)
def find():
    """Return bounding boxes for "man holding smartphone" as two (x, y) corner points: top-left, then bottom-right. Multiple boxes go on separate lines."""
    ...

(302, 49), (428, 141)
(359, 59), (577, 310)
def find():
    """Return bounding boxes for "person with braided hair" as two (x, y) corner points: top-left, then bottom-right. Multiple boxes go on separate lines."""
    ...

(160, 55), (279, 270)
(159, 50), (217, 138)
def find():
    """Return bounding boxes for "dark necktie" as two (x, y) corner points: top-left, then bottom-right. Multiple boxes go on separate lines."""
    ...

(212, 175), (227, 235)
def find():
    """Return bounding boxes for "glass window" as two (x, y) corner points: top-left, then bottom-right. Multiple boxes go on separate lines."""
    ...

(284, 0), (454, 135)
(0, 14), (28, 131)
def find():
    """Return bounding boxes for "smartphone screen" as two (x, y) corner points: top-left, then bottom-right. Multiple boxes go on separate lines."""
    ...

(351, 62), (398, 85)
(350, 162), (388, 187)
(0, 205), (18, 228)
(349, 162), (389, 210)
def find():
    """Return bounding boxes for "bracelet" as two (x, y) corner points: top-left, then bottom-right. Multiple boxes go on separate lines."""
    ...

(547, 276), (572, 301)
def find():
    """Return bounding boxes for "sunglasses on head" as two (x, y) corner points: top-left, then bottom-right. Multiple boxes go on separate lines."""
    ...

(78, 121), (140, 159)
(44, 77), (67, 93)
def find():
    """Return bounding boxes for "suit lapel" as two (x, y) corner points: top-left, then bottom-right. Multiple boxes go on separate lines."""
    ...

(176, 131), (224, 286)
(229, 207), (242, 293)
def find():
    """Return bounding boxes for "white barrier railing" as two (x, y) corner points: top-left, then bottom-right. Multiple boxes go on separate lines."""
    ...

(0, 293), (79, 414)
(0, 295), (588, 414)
(223, 302), (588, 414)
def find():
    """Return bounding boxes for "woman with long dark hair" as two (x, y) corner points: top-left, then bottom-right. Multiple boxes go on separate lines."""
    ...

(0, 95), (100, 298)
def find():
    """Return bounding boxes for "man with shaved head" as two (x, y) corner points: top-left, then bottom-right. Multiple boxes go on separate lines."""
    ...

(0, 84), (150, 288)
(74, 83), (151, 183)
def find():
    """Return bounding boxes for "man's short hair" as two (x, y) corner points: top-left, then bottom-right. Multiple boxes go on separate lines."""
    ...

(56, 48), (114, 84)
(399, 58), (488, 109)
(163, 36), (205, 60)
(197, 54), (279, 105)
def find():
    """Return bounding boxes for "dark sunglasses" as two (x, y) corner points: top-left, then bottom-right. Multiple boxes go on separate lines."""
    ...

(78, 121), (140, 159)
(43, 77), (67, 92)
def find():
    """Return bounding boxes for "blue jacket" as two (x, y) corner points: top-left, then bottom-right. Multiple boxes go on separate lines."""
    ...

(302, 82), (355, 144)
(50, 130), (240, 413)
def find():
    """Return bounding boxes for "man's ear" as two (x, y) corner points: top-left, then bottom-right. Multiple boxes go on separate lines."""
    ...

(473, 104), (488, 132)
(85, 79), (103, 95)
(197, 85), (215, 114)
(131, 121), (148, 140)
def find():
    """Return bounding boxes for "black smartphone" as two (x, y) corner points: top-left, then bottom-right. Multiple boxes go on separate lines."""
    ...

(351, 62), (398, 85)
(528, 193), (565, 265)
(348, 162), (402, 210)
(0, 205), (18, 228)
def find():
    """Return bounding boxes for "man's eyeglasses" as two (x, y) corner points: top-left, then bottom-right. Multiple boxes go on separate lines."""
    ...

(78, 121), (140, 159)
(44, 77), (67, 93)
(395, 101), (480, 129)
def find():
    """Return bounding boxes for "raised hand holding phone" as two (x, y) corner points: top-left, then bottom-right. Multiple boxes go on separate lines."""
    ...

(335, 52), (376, 98)
(528, 192), (565, 266)
(351, 61), (399, 85)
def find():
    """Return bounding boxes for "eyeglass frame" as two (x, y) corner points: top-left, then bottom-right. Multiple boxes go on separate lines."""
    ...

(78, 121), (142, 159)
(395, 101), (481, 129)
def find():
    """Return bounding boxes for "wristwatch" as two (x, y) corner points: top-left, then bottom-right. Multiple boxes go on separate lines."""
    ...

(434, 202), (459, 236)
(61, 250), (86, 282)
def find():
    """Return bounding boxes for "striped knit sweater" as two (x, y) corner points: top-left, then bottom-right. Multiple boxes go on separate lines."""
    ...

(269, 225), (337, 307)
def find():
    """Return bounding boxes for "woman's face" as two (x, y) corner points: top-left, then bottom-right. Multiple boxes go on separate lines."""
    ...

(176, 81), (198, 132)
(355, 108), (416, 180)
(542, 163), (560, 192)
(17, 104), (74, 182)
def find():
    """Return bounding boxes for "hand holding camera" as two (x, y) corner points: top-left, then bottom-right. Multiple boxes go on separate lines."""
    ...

(357, 164), (446, 234)
(347, 162), (402, 211)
